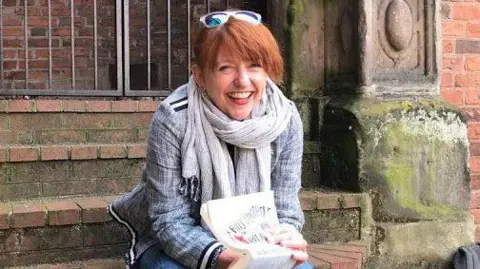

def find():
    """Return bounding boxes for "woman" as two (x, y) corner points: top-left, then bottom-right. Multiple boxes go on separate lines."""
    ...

(110, 10), (313, 269)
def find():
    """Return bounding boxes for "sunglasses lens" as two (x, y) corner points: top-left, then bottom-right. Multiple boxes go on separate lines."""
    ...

(204, 13), (228, 27)
(234, 11), (261, 23)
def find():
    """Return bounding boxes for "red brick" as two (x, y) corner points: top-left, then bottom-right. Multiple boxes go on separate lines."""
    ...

(471, 174), (480, 190)
(443, 39), (455, 54)
(71, 145), (98, 160)
(41, 146), (69, 161)
(443, 56), (464, 71)
(339, 194), (361, 208)
(300, 192), (318, 211)
(127, 144), (147, 158)
(0, 148), (7, 163)
(456, 40), (480, 54)
(0, 202), (11, 229)
(309, 245), (363, 268)
(466, 56), (480, 71)
(442, 21), (466, 37)
(9, 100), (33, 112)
(456, 74), (480, 87)
(476, 226), (480, 242)
(441, 72), (454, 88)
(470, 158), (480, 174)
(99, 145), (127, 159)
(9, 146), (39, 162)
(139, 100), (160, 112)
(62, 100), (87, 112)
(44, 200), (80, 226)
(76, 197), (111, 223)
(112, 101), (138, 112)
(442, 89), (464, 106)
(3, 28), (25, 37)
(467, 22), (480, 38)
(472, 190), (480, 208)
(11, 201), (47, 228)
(452, 4), (480, 20)
(308, 248), (358, 269)
(0, 100), (8, 112)
(316, 193), (341, 210)
(35, 100), (62, 112)
(472, 209), (480, 224)
(466, 90), (480, 105)
(86, 101), (111, 112)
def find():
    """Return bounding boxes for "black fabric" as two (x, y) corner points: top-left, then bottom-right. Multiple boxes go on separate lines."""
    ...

(454, 244), (480, 269)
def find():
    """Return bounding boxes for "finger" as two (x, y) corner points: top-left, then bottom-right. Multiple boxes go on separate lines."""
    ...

(268, 223), (297, 235)
(280, 239), (308, 250)
(272, 232), (298, 243)
(291, 250), (309, 262)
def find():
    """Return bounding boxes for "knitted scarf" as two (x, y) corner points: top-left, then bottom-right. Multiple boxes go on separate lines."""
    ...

(180, 76), (293, 203)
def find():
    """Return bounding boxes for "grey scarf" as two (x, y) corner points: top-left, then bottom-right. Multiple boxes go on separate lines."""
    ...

(181, 76), (292, 203)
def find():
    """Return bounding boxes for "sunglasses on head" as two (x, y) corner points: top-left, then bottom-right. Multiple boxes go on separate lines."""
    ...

(199, 10), (262, 28)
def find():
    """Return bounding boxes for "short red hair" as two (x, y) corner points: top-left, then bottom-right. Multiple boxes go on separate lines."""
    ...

(193, 18), (284, 84)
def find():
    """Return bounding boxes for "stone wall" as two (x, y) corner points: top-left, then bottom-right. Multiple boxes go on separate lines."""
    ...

(440, 0), (480, 240)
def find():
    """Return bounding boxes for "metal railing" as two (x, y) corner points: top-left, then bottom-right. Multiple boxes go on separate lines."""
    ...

(0, 0), (233, 97)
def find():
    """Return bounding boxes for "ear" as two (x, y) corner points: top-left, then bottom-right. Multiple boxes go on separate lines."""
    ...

(192, 64), (205, 89)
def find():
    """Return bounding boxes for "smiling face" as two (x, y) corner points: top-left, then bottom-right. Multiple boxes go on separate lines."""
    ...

(194, 49), (268, 120)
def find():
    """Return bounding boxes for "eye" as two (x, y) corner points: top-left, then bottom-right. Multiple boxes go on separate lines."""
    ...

(218, 65), (232, 72)
(250, 63), (262, 68)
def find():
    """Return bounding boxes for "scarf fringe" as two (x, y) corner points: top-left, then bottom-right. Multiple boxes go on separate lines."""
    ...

(178, 176), (201, 202)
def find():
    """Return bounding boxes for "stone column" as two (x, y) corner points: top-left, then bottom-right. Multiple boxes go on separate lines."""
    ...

(280, 0), (474, 267)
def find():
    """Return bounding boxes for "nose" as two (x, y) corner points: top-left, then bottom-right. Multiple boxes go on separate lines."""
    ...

(234, 68), (251, 88)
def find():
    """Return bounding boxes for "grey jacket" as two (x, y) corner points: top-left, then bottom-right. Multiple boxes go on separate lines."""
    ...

(109, 84), (305, 269)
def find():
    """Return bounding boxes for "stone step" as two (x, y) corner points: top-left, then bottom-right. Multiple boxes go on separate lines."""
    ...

(5, 258), (125, 269)
(0, 191), (372, 267)
(309, 242), (367, 269)
(5, 242), (367, 269)
(0, 156), (144, 202)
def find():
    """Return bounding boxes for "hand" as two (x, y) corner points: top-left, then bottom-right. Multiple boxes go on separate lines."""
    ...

(267, 223), (309, 265)
(216, 248), (241, 269)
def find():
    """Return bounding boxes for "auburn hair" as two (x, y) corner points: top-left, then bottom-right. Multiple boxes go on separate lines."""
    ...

(192, 18), (284, 84)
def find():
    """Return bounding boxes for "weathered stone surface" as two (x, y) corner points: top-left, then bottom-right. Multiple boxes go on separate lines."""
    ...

(321, 97), (470, 221)
(284, 0), (324, 99)
(303, 208), (361, 244)
(367, 217), (474, 268)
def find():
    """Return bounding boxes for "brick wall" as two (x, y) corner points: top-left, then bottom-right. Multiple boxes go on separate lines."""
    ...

(0, 100), (157, 201)
(441, 0), (480, 240)
(1, 0), (245, 92)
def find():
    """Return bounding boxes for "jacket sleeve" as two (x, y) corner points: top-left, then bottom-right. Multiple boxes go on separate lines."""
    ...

(145, 106), (222, 269)
(270, 105), (305, 231)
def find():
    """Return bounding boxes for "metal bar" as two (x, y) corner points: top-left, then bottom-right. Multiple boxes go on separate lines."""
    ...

(225, 0), (229, 9)
(0, 0), (4, 88)
(93, 0), (98, 90)
(205, 0), (210, 13)
(48, 0), (52, 89)
(70, 0), (75, 89)
(0, 89), (126, 96)
(147, 0), (151, 90)
(124, 89), (171, 97)
(187, 0), (191, 78)
(115, 0), (123, 91)
(124, 0), (130, 92)
(167, 0), (171, 89)
(24, 0), (28, 89)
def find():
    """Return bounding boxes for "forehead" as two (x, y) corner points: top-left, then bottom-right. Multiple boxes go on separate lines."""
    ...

(214, 48), (254, 65)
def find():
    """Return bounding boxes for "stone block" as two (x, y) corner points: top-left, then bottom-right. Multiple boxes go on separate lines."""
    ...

(321, 98), (470, 221)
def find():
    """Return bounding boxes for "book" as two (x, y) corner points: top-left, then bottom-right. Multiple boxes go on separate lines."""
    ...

(200, 191), (296, 269)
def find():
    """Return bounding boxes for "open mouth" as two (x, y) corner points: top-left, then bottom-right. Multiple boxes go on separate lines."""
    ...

(227, 91), (253, 99)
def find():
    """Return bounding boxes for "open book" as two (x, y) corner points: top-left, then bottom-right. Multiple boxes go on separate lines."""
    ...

(200, 191), (296, 269)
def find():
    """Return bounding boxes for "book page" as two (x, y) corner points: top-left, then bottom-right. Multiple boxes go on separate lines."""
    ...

(201, 191), (279, 251)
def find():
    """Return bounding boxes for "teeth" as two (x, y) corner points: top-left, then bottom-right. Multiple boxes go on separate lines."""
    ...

(228, 92), (251, 99)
